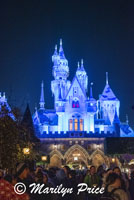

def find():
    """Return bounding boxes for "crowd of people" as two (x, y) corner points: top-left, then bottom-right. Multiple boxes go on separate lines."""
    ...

(0, 163), (134, 200)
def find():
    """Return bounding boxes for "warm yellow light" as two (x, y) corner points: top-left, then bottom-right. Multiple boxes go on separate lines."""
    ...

(23, 148), (30, 155)
(74, 119), (78, 131)
(112, 158), (115, 163)
(69, 119), (73, 131)
(74, 157), (78, 161)
(41, 156), (47, 161)
(80, 119), (83, 131)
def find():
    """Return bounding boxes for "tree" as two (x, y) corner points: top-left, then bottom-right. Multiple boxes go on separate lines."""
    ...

(0, 105), (39, 171)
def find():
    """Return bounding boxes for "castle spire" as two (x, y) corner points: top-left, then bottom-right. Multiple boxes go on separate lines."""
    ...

(77, 61), (80, 69)
(39, 81), (45, 109)
(90, 82), (93, 98)
(52, 44), (58, 63)
(106, 72), (109, 85)
(54, 44), (58, 55)
(81, 59), (84, 69)
(59, 38), (65, 58)
(126, 114), (129, 125)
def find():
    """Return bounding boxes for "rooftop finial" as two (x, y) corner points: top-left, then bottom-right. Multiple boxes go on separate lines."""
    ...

(40, 81), (45, 109)
(106, 72), (109, 85)
(35, 104), (37, 111)
(55, 44), (57, 51)
(90, 82), (93, 98)
(60, 38), (62, 46)
(3, 92), (5, 98)
(77, 61), (80, 69)
(81, 59), (83, 65)
(126, 114), (129, 125)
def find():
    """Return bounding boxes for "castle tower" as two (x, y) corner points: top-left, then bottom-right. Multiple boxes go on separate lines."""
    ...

(86, 83), (97, 132)
(76, 59), (88, 92)
(99, 72), (120, 125)
(51, 39), (71, 111)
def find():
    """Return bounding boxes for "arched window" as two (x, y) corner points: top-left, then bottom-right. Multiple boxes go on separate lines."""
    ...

(69, 119), (73, 131)
(69, 118), (84, 131)
(72, 99), (80, 108)
(74, 119), (78, 131)
(80, 119), (83, 131)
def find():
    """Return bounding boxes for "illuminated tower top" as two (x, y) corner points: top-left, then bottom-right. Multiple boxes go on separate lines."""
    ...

(52, 39), (69, 80)
(39, 81), (45, 109)
(76, 59), (88, 91)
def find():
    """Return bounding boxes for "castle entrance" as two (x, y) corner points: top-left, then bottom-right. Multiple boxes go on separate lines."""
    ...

(64, 144), (89, 169)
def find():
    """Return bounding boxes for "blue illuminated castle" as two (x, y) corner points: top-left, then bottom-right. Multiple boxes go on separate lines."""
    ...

(33, 39), (134, 138)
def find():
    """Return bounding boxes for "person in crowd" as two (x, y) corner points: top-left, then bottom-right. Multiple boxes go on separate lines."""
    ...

(129, 171), (134, 200)
(0, 169), (4, 179)
(48, 167), (59, 187)
(63, 166), (70, 178)
(113, 167), (127, 190)
(102, 168), (113, 188)
(0, 173), (29, 200)
(16, 162), (34, 200)
(34, 171), (53, 200)
(84, 166), (100, 200)
(97, 165), (106, 186)
(104, 172), (129, 200)
(16, 163), (30, 182)
(84, 166), (100, 187)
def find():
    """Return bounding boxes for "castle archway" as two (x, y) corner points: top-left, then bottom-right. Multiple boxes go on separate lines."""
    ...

(49, 150), (63, 167)
(64, 144), (90, 169)
(90, 149), (110, 168)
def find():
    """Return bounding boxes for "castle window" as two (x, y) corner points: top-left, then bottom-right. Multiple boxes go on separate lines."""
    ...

(72, 99), (80, 108)
(69, 118), (84, 131)
(80, 119), (83, 131)
(74, 119), (78, 131)
(69, 119), (73, 131)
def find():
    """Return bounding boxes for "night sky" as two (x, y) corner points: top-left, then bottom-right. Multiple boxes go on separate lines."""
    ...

(0, 0), (134, 126)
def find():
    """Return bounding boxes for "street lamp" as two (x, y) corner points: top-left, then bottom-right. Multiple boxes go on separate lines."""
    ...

(41, 156), (47, 161)
(23, 148), (30, 155)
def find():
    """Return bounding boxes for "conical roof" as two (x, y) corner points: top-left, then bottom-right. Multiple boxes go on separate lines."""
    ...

(100, 84), (118, 101)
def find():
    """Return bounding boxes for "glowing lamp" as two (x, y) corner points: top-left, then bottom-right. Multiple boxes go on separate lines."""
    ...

(23, 148), (30, 155)
(41, 156), (47, 161)
(112, 158), (115, 163)
(74, 157), (78, 161)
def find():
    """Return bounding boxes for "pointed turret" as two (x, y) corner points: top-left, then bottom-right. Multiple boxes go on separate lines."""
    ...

(52, 44), (59, 63)
(99, 72), (120, 124)
(76, 59), (88, 91)
(88, 83), (97, 109)
(100, 72), (118, 101)
(39, 81), (45, 109)
(81, 59), (85, 70)
(52, 39), (69, 80)
(59, 39), (65, 59)
(22, 104), (39, 142)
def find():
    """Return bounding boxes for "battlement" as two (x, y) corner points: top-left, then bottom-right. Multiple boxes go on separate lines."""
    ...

(37, 130), (120, 138)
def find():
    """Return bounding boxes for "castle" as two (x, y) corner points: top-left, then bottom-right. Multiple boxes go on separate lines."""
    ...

(33, 39), (134, 138)
(0, 39), (134, 167)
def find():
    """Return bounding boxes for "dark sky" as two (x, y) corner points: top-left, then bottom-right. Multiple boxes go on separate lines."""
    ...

(0, 0), (134, 125)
